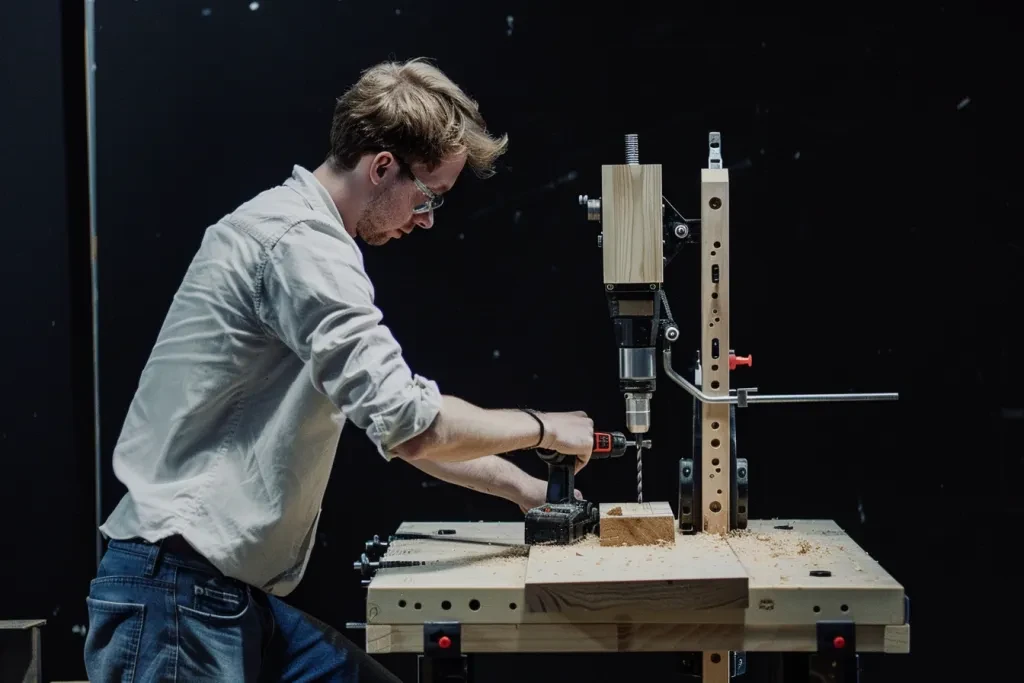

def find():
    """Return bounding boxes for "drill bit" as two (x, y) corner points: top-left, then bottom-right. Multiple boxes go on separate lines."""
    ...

(636, 441), (643, 503)
(624, 437), (652, 504)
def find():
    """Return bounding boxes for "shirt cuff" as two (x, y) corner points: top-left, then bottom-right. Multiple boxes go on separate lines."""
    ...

(366, 374), (442, 460)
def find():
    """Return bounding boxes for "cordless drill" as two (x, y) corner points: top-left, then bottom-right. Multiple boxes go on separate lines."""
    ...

(524, 431), (651, 545)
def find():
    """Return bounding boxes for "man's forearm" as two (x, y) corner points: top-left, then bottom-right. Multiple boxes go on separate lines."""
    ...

(392, 395), (543, 463)
(406, 455), (536, 505)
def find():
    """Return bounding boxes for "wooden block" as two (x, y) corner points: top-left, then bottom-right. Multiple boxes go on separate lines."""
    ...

(601, 164), (663, 284)
(599, 502), (676, 547)
(524, 529), (748, 615)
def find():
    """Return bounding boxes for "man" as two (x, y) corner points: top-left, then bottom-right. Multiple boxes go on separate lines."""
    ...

(85, 58), (595, 682)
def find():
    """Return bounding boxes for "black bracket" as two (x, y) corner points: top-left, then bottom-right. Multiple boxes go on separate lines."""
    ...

(419, 621), (469, 683)
(810, 620), (858, 682)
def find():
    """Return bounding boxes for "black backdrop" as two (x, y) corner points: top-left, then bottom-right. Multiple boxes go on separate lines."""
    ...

(3, 1), (1019, 681)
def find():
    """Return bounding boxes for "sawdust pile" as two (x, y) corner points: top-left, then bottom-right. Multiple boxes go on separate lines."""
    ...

(606, 506), (623, 516)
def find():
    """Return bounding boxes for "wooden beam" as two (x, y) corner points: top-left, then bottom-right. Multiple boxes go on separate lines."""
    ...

(365, 622), (911, 655)
(600, 163), (663, 285)
(700, 167), (730, 534)
(599, 501), (676, 546)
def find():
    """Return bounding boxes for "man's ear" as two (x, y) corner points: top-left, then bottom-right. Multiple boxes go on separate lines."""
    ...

(369, 151), (396, 186)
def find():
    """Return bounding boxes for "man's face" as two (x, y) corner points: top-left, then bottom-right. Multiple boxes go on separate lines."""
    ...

(355, 152), (466, 246)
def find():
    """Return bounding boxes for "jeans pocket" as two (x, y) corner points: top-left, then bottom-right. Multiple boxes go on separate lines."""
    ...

(175, 578), (259, 680)
(84, 597), (145, 683)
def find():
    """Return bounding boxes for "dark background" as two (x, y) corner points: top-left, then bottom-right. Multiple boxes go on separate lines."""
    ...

(2, 1), (1018, 681)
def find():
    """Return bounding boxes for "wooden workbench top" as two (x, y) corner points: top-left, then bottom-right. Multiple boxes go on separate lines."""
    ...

(363, 518), (908, 655)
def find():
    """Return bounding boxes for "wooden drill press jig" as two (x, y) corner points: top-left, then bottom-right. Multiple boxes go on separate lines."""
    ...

(357, 133), (909, 683)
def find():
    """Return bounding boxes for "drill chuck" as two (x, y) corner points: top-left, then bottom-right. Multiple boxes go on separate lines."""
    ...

(624, 392), (652, 433)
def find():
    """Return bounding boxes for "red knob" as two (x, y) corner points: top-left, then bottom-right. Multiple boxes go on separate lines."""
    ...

(438, 635), (451, 649)
(833, 635), (846, 649)
(729, 353), (752, 370)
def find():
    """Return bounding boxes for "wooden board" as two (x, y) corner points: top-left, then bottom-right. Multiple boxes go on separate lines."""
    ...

(523, 528), (748, 615)
(365, 519), (906, 637)
(727, 519), (905, 626)
(600, 501), (676, 546)
(601, 163), (663, 284)
(365, 522), (528, 626)
(366, 623), (910, 655)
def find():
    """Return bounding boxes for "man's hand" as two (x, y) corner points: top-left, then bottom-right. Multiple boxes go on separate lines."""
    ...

(539, 410), (594, 473)
(515, 475), (582, 513)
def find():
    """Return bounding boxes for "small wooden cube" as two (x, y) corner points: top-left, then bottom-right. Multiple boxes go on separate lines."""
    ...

(599, 502), (676, 546)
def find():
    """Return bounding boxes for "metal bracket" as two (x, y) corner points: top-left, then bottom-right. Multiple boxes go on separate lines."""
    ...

(810, 620), (858, 682)
(708, 132), (723, 169)
(419, 621), (468, 683)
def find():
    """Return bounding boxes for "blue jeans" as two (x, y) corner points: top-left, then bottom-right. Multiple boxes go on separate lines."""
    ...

(84, 537), (395, 682)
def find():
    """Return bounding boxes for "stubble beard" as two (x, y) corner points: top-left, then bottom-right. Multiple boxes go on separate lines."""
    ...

(355, 187), (398, 246)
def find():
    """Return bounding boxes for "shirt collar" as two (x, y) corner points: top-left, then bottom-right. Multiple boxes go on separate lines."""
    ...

(285, 164), (346, 228)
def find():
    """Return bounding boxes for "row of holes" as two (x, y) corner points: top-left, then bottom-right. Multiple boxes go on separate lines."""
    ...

(397, 599), (517, 611)
(708, 231), (725, 515)
(816, 604), (850, 613)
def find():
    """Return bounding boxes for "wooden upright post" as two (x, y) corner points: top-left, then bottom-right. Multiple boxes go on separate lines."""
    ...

(700, 166), (730, 534)
(701, 135), (731, 683)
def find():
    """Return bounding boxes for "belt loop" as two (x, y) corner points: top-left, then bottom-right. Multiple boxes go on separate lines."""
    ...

(142, 538), (164, 578)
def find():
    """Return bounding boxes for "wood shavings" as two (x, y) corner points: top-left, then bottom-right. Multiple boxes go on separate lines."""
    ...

(606, 506), (623, 516)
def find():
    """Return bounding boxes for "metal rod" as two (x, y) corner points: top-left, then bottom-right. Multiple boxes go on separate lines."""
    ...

(662, 347), (898, 405)
(86, 0), (103, 571)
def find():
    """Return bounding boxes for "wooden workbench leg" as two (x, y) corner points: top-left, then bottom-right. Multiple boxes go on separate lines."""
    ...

(701, 163), (730, 534)
(702, 651), (729, 682)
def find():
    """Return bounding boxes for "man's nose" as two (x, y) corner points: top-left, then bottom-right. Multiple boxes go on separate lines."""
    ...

(414, 210), (434, 230)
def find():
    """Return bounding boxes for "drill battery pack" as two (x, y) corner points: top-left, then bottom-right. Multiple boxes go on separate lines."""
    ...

(523, 500), (600, 545)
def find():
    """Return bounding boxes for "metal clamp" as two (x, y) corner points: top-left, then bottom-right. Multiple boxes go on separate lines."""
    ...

(663, 346), (898, 406)
(419, 622), (469, 683)
(811, 620), (858, 682)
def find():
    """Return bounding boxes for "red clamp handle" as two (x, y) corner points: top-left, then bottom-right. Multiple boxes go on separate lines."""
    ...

(729, 353), (752, 370)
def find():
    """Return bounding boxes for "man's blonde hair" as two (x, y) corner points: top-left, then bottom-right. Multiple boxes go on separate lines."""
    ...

(328, 58), (508, 178)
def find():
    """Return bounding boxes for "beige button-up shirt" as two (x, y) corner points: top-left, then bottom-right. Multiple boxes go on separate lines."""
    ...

(100, 165), (442, 596)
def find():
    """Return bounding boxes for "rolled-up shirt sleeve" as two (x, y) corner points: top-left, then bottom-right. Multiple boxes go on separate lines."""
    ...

(256, 221), (441, 460)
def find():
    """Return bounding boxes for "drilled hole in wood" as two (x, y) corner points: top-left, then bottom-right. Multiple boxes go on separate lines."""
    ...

(711, 380), (720, 389)
(715, 467), (721, 473)
(711, 250), (717, 256)
(713, 309), (718, 314)
(414, 603), (422, 610)
(717, 489), (722, 494)
(813, 605), (821, 613)
(714, 317), (720, 322)
(469, 599), (481, 611)
(709, 323), (714, 328)
(710, 501), (721, 512)
(509, 603), (518, 610)
(841, 604), (849, 612)
(398, 600), (407, 608)
(441, 600), (451, 610)
(714, 241), (721, 248)
(712, 292), (719, 299)
(711, 364), (719, 371)
(711, 441), (720, 449)
(712, 457), (720, 465)
(711, 421), (720, 429)
(710, 653), (722, 664)
(709, 197), (722, 209)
